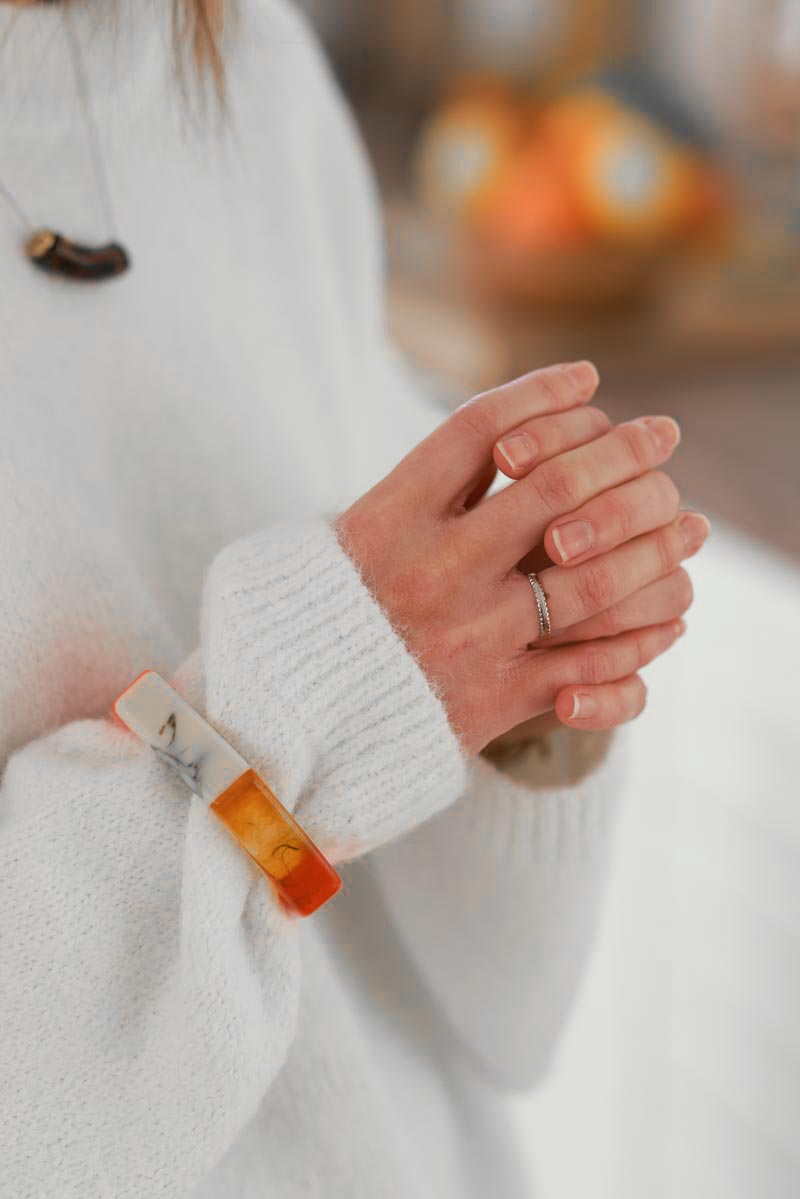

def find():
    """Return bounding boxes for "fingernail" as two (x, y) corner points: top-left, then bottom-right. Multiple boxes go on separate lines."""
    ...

(679, 512), (711, 552)
(561, 360), (600, 397)
(552, 518), (594, 562)
(570, 692), (599, 720)
(637, 416), (681, 455)
(496, 431), (538, 471)
(674, 619), (687, 637)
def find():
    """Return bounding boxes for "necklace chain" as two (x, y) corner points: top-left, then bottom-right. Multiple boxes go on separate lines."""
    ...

(62, 8), (118, 237)
(0, 5), (119, 238)
(0, 179), (31, 230)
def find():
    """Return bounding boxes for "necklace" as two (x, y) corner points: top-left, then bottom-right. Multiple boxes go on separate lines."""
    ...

(0, 6), (130, 282)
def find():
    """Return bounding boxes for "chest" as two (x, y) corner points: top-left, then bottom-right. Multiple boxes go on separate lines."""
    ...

(0, 107), (375, 754)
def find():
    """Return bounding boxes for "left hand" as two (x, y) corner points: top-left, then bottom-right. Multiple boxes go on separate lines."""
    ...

(484, 408), (707, 744)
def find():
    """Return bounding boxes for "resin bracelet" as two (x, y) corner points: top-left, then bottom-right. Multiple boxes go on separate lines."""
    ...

(112, 670), (341, 917)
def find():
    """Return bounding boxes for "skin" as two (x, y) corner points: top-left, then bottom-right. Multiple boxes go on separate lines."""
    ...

(336, 361), (709, 757)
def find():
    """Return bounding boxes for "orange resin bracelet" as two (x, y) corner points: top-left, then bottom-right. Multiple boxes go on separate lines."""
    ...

(112, 670), (341, 917)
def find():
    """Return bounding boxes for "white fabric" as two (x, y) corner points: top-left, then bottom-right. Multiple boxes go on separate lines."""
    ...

(0, 3), (622, 1196)
(512, 524), (800, 1198)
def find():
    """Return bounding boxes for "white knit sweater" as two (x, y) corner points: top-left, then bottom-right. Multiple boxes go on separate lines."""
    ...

(0, 3), (624, 1196)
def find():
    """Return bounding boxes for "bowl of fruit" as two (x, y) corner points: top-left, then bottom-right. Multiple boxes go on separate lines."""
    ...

(415, 80), (727, 310)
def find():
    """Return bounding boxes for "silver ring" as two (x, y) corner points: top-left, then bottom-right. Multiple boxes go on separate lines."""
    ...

(526, 572), (552, 640)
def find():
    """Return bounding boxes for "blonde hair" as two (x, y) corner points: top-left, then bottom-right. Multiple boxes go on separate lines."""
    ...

(173, 0), (229, 96)
(59, 0), (233, 101)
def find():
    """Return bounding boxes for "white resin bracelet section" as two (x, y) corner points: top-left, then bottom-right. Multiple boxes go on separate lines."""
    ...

(113, 670), (249, 804)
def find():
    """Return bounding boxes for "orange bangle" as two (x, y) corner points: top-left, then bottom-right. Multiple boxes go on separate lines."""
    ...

(112, 670), (341, 918)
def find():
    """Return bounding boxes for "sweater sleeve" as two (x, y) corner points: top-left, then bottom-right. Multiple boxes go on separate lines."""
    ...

(255, 8), (627, 1096)
(369, 730), (625, 1092)
(348, 341), (626, 1092)
(0, 520), (466, 1199)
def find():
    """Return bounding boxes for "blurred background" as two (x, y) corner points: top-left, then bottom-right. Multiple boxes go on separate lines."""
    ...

(299, 3), (800, 1196)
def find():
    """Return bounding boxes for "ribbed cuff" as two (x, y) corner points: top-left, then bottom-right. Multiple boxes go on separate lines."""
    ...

(459, 729), (626, 871)
(201, 519), (467, 860)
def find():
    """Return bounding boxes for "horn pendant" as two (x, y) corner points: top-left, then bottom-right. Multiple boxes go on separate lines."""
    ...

(25, 229), (130, 282)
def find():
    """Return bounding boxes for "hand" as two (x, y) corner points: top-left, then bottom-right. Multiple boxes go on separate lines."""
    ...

(486, 406), (706, 742)
(336, 362), (707, 757)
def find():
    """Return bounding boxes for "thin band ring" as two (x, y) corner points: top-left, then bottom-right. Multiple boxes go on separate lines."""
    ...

(527, 572), (552, 640)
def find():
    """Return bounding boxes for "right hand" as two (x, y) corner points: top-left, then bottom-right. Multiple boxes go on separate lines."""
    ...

(334, 362), (705, 756)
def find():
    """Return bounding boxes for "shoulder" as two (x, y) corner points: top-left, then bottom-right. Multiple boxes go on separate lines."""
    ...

(227, 0), (371, 192)
(228, 0), (386, 320)
(230, 0), (340, 103)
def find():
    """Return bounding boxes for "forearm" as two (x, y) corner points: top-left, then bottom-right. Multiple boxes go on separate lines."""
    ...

(0, 518), (467, 1199)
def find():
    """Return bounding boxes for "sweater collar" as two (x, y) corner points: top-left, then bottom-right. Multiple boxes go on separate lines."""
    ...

(0, 0), (169, 138)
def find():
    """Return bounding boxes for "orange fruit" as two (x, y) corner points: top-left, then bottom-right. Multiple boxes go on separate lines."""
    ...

(469, 139), (586, 253)
(415, 90), (526, 220)
(569, 113), (695, 242)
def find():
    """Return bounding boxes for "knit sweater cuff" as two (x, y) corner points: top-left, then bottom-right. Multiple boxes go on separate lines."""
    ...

(201, 519), (468, 860)
(461, 728), (626, 870)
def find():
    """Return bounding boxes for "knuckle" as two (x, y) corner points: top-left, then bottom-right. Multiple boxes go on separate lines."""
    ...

(599, 604), (625, 636)
(655, 526), (678, 575)
(392, 564), (440, 619)
(555, 411), (587, 453)
(604, 491), (636, 541)
(452, 396), (500, 445)
(628, 681), (647, 714)
(538, 416), (569, 456)
(391, 537), (461, 622)
(576, 560), (615, 613)
(532, 366), (572, 408)
(652, 470), (681, 515)
(619, 421), (655, 471)
(579, 646), (614, 686)
(532, 459), (581, 512)
(631, 629), (651, 666)
(543, 438), (567, 466)
(589, 406), (613, 436)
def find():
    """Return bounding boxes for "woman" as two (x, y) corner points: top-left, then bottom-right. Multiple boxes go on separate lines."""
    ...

(0, 1), (708, 1196)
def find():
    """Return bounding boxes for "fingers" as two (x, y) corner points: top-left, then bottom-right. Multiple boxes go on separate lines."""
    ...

(473, 414), (681, 566)
(545, 470), (680, 566)
(547, 567), (694, 645)
(504, 619), (684, 729)
(554, 672), (650, 730)
(400, 360), (600, 512)
(529, 511), (709, 639)
(492, 406), (612, 479)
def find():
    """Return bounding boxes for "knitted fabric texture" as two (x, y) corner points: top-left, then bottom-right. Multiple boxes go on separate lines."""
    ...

(0, 2), (622, 1196)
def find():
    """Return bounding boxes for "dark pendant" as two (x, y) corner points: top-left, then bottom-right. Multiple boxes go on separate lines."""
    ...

(25, 229), (130, 282)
